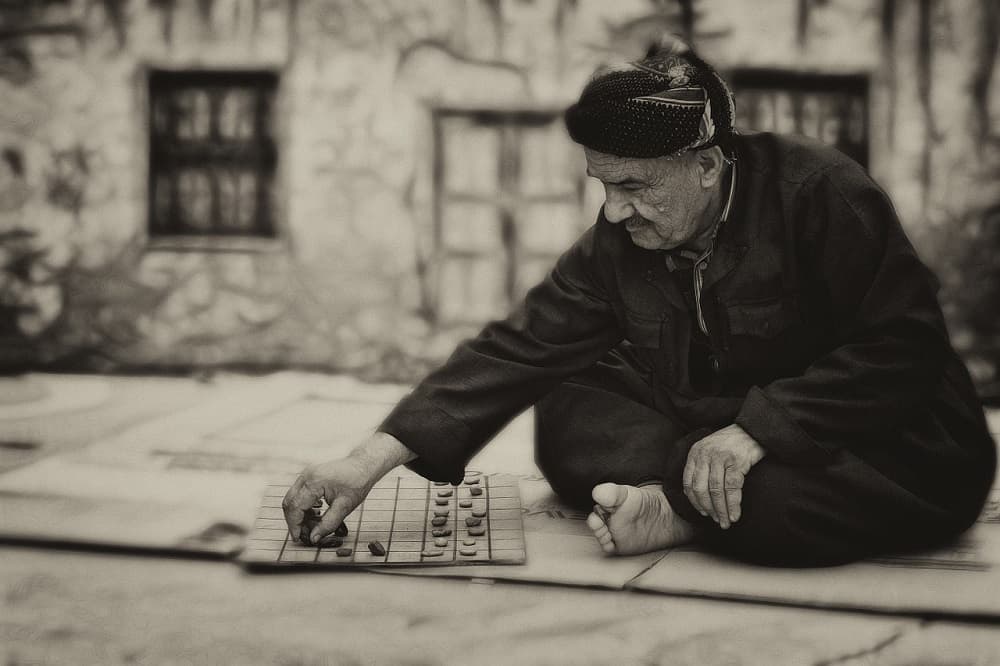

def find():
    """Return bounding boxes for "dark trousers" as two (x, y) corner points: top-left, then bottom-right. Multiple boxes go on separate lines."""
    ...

(534, 349), (979, 566)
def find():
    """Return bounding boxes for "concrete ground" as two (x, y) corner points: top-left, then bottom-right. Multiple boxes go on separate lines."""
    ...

(1, 372), (999, 666)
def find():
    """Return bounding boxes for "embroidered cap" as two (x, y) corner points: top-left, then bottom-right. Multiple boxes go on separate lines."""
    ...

(564, 37), (736, 158)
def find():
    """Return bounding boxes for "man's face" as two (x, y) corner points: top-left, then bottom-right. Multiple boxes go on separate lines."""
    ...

(584, 148), (711, 252)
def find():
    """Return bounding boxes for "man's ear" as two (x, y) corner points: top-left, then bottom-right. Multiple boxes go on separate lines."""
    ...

(694, 146), (726, 188)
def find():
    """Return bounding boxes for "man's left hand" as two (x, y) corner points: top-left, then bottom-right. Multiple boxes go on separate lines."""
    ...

(682, 424), (765, 529)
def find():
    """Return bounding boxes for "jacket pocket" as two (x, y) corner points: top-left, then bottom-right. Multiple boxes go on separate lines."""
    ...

(726, 297), (800, 339)
(623, 314), (663, 348)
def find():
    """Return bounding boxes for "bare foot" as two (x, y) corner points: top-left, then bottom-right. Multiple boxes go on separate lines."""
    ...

(586, 482), (696, 555)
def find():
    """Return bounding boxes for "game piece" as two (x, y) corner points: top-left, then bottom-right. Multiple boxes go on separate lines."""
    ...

(433, 509), (449, 517)
(460, 548), (477, 556)
(241, 475), (526, 568)
(465, 517), (481, 527)
(464, 478), (480, 485)
(435, 498), (449, 506)
(470, 487), (483, 496)
(459, 500), (473, 508)
(472, 509), (486, 518)
(437, 489), (453, 498)
(433, 482), (448, 486)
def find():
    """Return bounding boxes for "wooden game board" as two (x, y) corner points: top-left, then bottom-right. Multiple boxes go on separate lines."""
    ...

(240, 473), (526, 567)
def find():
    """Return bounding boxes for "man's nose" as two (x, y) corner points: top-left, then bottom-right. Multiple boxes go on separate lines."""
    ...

(602, 192), (635, 223)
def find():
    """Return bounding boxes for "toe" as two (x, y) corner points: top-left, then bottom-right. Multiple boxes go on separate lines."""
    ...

(591, 483), (629, 510)
(586, 512), (606, 533)
(600, 539), (617, 554)
(597, 531), (613, 546)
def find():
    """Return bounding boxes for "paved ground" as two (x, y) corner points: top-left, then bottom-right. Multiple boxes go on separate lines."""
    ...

(1, 372), (999, 665)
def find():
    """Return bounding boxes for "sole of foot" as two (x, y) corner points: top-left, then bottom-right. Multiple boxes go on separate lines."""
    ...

(586, 482), (695, 556)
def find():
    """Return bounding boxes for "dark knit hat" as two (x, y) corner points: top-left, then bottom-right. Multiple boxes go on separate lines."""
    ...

(565, 37), (736, 158)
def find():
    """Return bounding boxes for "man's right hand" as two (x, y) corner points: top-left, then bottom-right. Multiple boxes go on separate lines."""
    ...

(282, 456), (376, 544)
(282, 432), (417, 544)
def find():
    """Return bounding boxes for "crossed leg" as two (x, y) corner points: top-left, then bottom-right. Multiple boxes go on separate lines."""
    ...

(534, 351), (970, 566)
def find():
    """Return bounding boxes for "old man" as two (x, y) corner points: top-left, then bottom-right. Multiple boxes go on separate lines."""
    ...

(284, 41), (995, 566)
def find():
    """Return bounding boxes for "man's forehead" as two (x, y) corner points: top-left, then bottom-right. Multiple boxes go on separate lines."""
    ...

(584, 148), (671, 181)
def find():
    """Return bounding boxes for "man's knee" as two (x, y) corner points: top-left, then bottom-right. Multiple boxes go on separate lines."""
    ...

(534, 382), (680, 509)
(705, 462), (874, 566)
(703, 458), (967, 566)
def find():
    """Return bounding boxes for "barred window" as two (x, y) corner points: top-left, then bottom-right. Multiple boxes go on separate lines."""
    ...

(148, 70), (278, 237)
(433, 109), (587, 324)
(730, 69), (869, 167)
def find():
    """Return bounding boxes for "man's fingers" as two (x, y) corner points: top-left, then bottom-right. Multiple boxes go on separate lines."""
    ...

(708, 462), (729, 528)
(692, 462), (713, 521)
(282, 475), (319, 542)
(725, 468), (745, 523)
(682, 455), (699, 513)
(310, 494), (355, 544)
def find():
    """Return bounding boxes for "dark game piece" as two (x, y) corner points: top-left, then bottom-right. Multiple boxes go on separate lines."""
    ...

(470, 487), (483, 496)
(431, 516), (447, 527)
(335, 523), (349, 537)
(317, 535), (344, 548)
(465, 517), (482, 527)
(368, 540), (386, 556)
(336, 547), (353, 557)
(432, 528), (452, 537)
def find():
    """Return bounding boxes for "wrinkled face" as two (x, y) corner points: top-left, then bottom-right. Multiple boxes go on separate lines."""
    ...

(585, 148), (713, 252)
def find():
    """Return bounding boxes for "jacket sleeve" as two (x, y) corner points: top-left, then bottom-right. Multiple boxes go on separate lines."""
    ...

(734, 162), (951, 465)
(379, 221), (624, 483)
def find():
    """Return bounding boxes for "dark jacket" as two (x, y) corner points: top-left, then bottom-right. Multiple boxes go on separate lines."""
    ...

(380, 133), (995, 522)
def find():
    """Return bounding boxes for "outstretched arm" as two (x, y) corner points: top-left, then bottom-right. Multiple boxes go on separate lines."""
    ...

(285, 219), (624, 543)
(380, 221), (625, 483)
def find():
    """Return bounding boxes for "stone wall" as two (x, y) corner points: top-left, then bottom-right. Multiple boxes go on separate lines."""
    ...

(0, 0), (996, 387)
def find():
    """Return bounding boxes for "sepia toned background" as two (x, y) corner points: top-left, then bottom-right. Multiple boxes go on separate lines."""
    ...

(0, 0), (997, 391)
(1, 3), (1000, 664)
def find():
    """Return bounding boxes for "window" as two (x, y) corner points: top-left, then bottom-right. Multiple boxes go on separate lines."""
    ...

(433, 110), (586, 324)
(729, 70), (869, 167)
(148, 70), (278, 238)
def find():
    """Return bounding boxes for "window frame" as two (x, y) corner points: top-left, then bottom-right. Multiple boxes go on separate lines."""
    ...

(727, 68), (870, 167)
(146, 69), (279, 240)
(431, 108), (586, 325)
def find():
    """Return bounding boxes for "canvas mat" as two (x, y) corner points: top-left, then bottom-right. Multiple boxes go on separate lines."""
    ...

(1, 374), (998, 619)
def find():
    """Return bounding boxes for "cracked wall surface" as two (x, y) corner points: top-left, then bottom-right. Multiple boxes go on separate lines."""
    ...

(0, 0), (996, 384)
